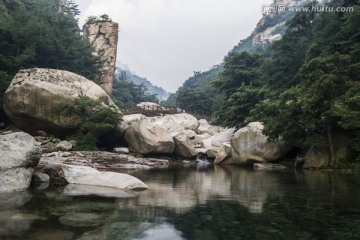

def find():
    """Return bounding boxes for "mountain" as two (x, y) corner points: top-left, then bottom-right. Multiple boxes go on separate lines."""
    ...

(116, 67), (170, 102)
(166, 0), (313, 116)
(233, 0), (309, 52)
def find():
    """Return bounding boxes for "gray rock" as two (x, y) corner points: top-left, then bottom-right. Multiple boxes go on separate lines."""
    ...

(211, 128), (235, 147)
(32, 172), (50, 183)
(61, 152), (73, 157)
(0, 132), (41, 191)
(231, 122), (290, 165)
(122, 114), (146, 125)
(43, 163), (148, 190)
(83, 21), (118, 95)
(173, 133), (197, 158)
(214, 142), (232, 164)
(3, 68), (117, 136)
(253, 163), (287, 170)
(113, 147), (130, 154)
(36, 131), (48, 137)
(41, 142), (57, 153)
(197, 119), (223, 135)
(124, 119), (175, 154)
(181, 129), (197, 140)
(56, 141), (72, 151)
(152, 113), (199, 132)
(304, 135), (354, 168)
(59, 212), (106, 227)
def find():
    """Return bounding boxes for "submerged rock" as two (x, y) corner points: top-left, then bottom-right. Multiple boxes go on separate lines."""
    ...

(59, 212), (106, 227)
(253, 163), (287, 170)
(0, 131), (41, 191)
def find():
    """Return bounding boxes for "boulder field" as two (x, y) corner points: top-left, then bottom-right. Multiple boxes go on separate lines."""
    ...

(121, 113), (291, 165)
(2, 68), (294, 166)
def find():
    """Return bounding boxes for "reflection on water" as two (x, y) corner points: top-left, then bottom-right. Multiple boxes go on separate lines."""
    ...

(1, 165), (360, 240)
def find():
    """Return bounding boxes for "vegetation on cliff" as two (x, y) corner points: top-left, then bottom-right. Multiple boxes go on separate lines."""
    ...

(112, 71), (159, 109)
(170, 0), (360, 165)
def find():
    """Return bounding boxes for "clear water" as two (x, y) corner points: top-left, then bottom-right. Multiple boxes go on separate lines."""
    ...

(1, 165), (360, 240)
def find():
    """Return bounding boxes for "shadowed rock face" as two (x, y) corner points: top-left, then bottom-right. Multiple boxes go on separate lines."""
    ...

(83, 21), (118, 95)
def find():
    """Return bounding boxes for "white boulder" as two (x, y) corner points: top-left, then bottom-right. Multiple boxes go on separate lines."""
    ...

(3, 68), (116, 136)
(124, 119), (175, 154)
(230, 122), (290, 165)
(0, 132), (42, 191)
(43, 163), (148, 191)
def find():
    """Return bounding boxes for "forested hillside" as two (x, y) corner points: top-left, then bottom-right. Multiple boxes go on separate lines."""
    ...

(169, 0), (360, 164)
(217, 0), (360, 163)
(0, 0), (102, 122)
(118, 68), (170, 102)
(112, 71), (159, 109)
(167, 1), (304, 117)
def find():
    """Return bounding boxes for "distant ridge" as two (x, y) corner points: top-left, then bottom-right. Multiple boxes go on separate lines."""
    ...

(116, 67), (170, 102)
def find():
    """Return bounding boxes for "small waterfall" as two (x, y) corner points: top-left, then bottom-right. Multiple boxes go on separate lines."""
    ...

(195, 154), (211, 170)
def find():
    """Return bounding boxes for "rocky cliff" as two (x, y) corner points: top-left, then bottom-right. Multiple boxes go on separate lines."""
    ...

(83, 21), (118, 95)
(233, 0), (309, 52)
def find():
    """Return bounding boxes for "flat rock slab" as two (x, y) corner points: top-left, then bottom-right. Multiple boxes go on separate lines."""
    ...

(37, 151), (169, 171)
(43, 163), (148, 191)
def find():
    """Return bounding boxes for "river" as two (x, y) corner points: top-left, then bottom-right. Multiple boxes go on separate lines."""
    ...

(1, 164), (360, 240)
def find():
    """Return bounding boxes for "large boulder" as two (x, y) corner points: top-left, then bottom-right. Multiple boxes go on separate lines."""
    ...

(153, 113), (199, 132)
(0, 132), (42, 191)
(124, 119), (175, 154)
(3, 68), (115, 136)
(173, 133), (197, 158)
(211, 128), (235, 147)
(214, 142), (232, 164)
(230, 122), (290, 165)
(198, 129), (235, 159)
(197, 119), (223, 135)
(43, 163), (148, 191)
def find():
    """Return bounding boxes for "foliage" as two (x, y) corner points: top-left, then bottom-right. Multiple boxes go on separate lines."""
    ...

(60, 96), (121, 150)
(168, 65), (223, 117)
(213, 0), (360, 166)
(69, 133), (99, 151)
(112, 71), (159, 109)
(119, 68), (169, 102)
(0, 0), (102, 121)
(85, 14), (112, 24)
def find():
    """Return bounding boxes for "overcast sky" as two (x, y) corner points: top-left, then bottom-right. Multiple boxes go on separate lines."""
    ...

(76, 0), (273, 92)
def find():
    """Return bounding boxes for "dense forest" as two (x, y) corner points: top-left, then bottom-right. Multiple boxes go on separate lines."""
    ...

(0, 0), (156, 121)
(0, 0), (102, 121)
(112, 71), (159, 109)
(168, 0), (360, 163)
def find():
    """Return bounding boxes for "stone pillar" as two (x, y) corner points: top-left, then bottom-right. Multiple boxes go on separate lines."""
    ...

(83, 21), (118, 95)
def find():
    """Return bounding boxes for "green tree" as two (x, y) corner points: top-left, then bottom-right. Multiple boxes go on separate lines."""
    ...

(112, 71), (159, 109)
(0, 0), (102, 122)
(60, 96), (121, 150)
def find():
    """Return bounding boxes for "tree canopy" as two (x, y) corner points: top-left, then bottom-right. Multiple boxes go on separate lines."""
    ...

(0, 0), (102, 122)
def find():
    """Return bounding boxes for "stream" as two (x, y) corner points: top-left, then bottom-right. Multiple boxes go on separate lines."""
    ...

(1, 165), (360, 240)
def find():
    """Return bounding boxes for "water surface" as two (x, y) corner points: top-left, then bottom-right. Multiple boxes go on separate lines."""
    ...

(1, 165), (360, 240)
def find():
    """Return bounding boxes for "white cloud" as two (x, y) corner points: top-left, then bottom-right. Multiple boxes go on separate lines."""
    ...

(78, 0), (273, 92)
